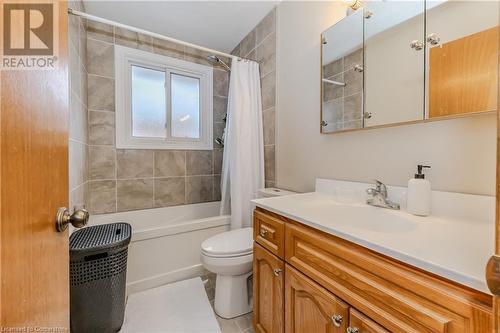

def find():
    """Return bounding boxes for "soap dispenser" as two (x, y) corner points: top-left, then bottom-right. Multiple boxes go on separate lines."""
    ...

(407, 165), (431, 216)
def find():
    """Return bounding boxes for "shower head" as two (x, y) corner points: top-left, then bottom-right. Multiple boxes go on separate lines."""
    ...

(207, 55), (231, 72)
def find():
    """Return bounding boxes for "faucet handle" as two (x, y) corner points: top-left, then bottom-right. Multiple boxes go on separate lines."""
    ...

(374, 180), (387, 196)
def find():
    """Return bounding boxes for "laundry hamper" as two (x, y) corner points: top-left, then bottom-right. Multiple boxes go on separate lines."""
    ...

(70, 222), (132, 333)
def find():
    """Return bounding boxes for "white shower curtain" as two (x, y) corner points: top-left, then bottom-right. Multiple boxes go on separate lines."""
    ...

(220, 60), (265, 229)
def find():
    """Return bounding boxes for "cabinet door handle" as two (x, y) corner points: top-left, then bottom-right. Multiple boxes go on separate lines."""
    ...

(347, 327), (360, 333)
(259, 229), (268, 238)
(331, 314), (343, 327)
(273, 268), (282, 276)
(410, 40), (424, 51)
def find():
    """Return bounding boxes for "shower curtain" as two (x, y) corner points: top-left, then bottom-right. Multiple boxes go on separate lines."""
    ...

(220, 59), (265, 229)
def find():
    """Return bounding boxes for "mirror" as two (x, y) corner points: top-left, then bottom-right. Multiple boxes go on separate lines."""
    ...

(364, 1), (425, 127)
(321, 0), (498, 134)
(321, 10), (364, 133)
(426, 1), (498, 118)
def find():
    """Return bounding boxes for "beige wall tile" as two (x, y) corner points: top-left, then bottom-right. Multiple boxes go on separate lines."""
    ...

(89, 180), (116, 214)
(89, 110), (115, 145)
(153, 38), (184, 59)
(213, 122), (225, 149)
(261, 72), (276, 110)
(186, 176), (213, 204)
(88, 75), (115, 111)
(213, 175), (221, 201)
(89, 146), (116, 180)
(263, 108), (275, 145)
(213, 96), (228, 122)
(240, 30), (256, 58)
(154, 178), (186, 207)
(137, 33), (154, 52)
(264, 145), (275, 182)
(154, 150), (185, 177)
(117, 149), (154, 179)
(213, 69), (229, 97)
(186, 150), (213, 176)
(344, 69), (362, 96)
(115, 27), (138, 48)
(117, 179), (154, 211)
(87, 21), (114, 43)
(256, 9), (276, 44)
(256, 33), (276, 77)
(87, 39), (114, 77)
(213, 148), (223, 175)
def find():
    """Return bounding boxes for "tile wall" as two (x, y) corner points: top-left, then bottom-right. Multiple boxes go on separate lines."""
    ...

(68, 1), (89, 210)
(85, 21), (229, 214)
(231, 8), (277, 187)
(322, 48), (363, 131)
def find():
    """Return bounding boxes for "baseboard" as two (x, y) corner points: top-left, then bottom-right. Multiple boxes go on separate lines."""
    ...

(126, 264), (206, 295)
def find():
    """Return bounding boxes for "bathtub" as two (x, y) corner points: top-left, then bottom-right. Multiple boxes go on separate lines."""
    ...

(89, 201), (230, 294)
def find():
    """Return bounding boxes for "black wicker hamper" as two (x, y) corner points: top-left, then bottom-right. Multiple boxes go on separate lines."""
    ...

(69, 222), (132, 333)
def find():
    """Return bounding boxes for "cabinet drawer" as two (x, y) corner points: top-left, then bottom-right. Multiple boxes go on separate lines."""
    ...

(254, 209), (285, 258)
(349, 309), (389, 333)
(285, 222), (492, 333)
(285, 264), (349, 333)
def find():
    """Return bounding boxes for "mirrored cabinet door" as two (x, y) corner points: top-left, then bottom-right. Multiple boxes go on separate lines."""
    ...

(364, 1), (425, 128)
(321, 9), (364, 133)
(426, 1), (499, 119)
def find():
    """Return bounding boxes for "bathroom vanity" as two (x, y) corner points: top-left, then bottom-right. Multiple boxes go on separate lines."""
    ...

(251, 180), (494, 333)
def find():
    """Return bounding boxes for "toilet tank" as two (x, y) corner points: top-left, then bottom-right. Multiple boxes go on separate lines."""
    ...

(257, 187), (296, 198)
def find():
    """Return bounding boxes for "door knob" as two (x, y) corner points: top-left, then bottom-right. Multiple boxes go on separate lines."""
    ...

(426, 33), (440, 46)
(56, 207), (89, 232)
(260, 229), (268, 238)
(273, 268), (282, 276)
(410, 40), (424, 51)
(331, 314), (343, 327)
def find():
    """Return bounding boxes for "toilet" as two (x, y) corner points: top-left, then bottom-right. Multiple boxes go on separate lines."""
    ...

(200, 187), (296, 319)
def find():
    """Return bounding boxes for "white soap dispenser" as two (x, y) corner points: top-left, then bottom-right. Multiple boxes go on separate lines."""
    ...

(407, 165), (431, 216)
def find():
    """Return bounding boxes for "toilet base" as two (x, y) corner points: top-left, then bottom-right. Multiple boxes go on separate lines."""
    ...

(214, 272), (253, 319)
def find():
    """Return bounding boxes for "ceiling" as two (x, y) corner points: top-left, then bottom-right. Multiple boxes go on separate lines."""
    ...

(83, 1), (278, 53)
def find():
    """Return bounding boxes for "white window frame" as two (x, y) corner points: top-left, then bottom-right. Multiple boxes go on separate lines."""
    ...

(115, 45), (213, 150)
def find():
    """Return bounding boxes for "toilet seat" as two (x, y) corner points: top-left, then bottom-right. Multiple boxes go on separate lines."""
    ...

(201, 227), (253, 258)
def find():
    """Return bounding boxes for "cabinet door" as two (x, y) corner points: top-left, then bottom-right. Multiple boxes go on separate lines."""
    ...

(348, 309), (390, 333)
(253, 243), (284, 333)
(285, 264), (349, 333)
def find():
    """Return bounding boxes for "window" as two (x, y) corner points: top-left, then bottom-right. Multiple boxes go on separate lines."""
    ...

(115, 45), (213, 150)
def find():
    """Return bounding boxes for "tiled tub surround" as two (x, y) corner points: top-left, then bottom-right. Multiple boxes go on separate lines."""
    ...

(68, 0), (89, 210)
(231, 8), (277, 187)
(85, 21), (228, 214)
(322, 48), (363, 131)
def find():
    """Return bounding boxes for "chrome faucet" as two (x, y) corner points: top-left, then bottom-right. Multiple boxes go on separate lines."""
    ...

(366, 180), (400, 210)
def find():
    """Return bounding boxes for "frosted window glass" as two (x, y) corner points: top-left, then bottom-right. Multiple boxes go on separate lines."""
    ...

(131, 65), (166, 138)
(171, 74), (200, 139)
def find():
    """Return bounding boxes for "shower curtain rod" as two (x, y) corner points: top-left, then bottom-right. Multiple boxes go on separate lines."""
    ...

(68, 8), (242, 62)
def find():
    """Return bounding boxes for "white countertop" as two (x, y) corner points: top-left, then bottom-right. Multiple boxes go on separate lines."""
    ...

(252, 192), (495, 294)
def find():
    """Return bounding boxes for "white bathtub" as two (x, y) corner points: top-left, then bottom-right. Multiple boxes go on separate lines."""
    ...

(89, 201), (230, 294)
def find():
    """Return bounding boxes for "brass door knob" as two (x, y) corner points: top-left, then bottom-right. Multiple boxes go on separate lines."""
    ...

(260, 229), (268, 238)
(56, 207), (89, 232)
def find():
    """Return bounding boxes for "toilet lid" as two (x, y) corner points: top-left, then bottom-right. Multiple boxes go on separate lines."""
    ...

(201, 227), (253, 257)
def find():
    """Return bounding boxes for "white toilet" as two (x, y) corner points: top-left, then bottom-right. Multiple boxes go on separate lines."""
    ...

(200, 188), (295, 319)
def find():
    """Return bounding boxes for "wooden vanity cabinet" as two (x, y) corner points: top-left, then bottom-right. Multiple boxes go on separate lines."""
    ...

(253, 243), (284, 333)
(253, 208), (493, 333)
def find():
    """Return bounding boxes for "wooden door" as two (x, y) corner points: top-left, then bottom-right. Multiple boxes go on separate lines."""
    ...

(429, 27), (498, 118)
(253, 243), (284, 333)
(348, 309), (389, 333)
(0, 1), (70, 330)
(285, 264), (349, 333)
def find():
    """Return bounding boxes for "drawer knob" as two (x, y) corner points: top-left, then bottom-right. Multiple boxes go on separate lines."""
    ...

(331, 314), (343, 327)
(347, 327), (359, 333)
(260, 229), (268, 238)
(273, 268), (282, 276)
